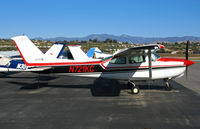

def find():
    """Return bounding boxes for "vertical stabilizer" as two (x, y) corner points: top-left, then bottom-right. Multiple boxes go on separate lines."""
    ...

(68, 45), (89, 61)
(86, 48), (95, 58)
(45, 43), (65, 58)
(94, 47), (111, 59)
(11, 35), (44, 64)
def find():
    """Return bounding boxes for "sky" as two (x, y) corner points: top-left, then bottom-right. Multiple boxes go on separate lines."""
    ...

(0, 0), (200, 38)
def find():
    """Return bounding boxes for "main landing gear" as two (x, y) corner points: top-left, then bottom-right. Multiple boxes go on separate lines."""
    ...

(128, 80), (140, 94)
(164, 78), (172, 91)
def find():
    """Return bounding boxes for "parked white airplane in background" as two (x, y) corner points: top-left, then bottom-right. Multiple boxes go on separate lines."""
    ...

(86, 47), (112, 59)
(0, 51), (21, 60)
(11, 35), (195, 94)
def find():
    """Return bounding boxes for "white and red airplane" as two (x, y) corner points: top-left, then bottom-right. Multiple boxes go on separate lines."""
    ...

(11, 35), (195, 94)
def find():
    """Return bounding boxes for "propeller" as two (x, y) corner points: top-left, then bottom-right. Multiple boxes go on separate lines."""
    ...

(185, 40), (189, 79)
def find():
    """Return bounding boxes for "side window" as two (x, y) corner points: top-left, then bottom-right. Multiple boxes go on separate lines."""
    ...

(151, 52), (160, 61)
(128, 55), (145, 64)
(109, 57), (126, 64)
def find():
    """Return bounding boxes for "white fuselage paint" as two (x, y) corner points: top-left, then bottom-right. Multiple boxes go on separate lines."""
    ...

(54, 57), (186, 81)
(54, 67), (186, 80)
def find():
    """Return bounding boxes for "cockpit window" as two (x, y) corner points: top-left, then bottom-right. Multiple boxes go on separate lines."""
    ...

(109, 57), (126, 64)
(128, 55), (145, 64)
(151, 52), (160, 61)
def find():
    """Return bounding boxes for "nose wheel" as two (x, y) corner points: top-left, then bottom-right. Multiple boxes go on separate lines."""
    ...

(128, 80), (140, 94)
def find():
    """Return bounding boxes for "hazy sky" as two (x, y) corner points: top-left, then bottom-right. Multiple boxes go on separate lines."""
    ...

(0, 0), (200, 38)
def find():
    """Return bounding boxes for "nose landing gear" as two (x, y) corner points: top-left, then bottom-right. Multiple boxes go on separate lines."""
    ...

(128, 80), (140, 94)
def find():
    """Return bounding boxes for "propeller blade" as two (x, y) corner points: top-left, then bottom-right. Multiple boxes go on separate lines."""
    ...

(185, 40), (190, 80)
(186, 66), (188, 80)
(148, 49), (152, 79)
(186, 40), (189, 60)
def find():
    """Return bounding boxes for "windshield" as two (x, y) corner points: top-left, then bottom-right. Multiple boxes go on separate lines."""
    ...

(101, 56), (113, 61)
(151, 52), (160, 61)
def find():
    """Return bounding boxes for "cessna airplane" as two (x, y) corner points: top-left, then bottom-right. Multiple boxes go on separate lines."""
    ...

(11, 35), (195, 94)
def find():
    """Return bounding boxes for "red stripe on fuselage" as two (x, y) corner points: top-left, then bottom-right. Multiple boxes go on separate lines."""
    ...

(13, 40), (29, 66)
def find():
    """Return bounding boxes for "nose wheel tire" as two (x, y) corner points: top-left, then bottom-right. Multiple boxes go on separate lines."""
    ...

(128, 80), (140, 94)
(132, 86), (140, 94)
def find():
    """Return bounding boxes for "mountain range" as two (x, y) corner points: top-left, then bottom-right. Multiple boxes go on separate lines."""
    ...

(34, 34), (200, 43)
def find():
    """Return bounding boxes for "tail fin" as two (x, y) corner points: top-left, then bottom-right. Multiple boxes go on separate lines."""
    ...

(94, 47), (112, 59)
(45, 43), (65, 58)
(11, 35), (44, 64)
(68, 45), (89, 61)
(86, 47), (111, 59)
(93, 47), (110, 59)
(86, 48), (95, 58)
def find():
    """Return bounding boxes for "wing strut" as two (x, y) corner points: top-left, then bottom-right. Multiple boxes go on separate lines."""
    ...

(148, 49), (152, 79)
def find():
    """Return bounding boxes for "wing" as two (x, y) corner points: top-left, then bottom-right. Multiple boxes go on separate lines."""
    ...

(113, 44), (163, 57)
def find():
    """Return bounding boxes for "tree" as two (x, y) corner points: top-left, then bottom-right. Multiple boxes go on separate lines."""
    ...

(81, 40), (87, 43)
(113, 40), (117, 43)
(89, 39), (92, 42)
(104, 38), (112, 43)
(93, 38), (98, 43)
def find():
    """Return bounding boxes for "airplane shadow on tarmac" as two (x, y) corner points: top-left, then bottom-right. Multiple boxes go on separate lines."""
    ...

(8, 76), (169, 96)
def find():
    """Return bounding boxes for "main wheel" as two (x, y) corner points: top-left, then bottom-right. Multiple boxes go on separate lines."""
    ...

(165, 81), (172, 91)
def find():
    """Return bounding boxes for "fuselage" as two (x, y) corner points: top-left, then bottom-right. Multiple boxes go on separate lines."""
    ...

(34, 53), (194, 81)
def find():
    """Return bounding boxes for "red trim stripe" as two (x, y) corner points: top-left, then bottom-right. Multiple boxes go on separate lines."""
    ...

(13, 40), (29, 66)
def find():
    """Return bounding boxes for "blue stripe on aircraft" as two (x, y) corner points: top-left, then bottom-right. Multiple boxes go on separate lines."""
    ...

(56, 43), (66, 58)
(86, 48), (95, 58)
(9, 60), (25, 68)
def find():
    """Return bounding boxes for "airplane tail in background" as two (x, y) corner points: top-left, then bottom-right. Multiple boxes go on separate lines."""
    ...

(86, 48), (96, 58)
(68, 45), (90, 61)
(93, 47), (104, 58)
(45, 43), (65, 58)
(86, 47), (111, 59)
(11, 35), (44, 64)
(86, 47), (103, 58)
